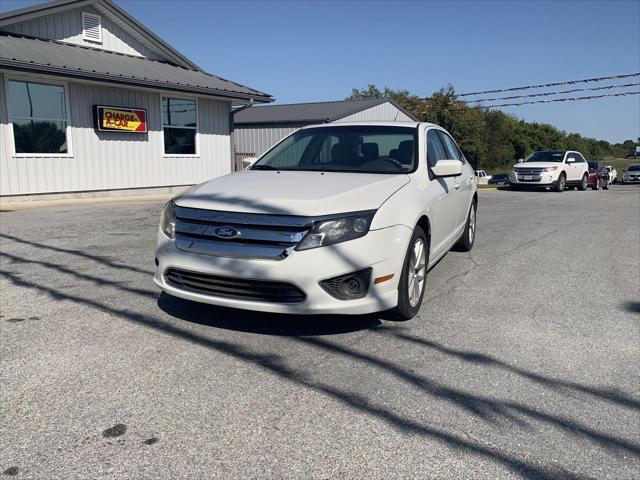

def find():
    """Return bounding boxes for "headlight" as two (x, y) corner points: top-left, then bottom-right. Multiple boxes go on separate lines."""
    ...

(160, 201), (176, 239)
(296, 211), (376, 251)
(544, 166), (558, 172)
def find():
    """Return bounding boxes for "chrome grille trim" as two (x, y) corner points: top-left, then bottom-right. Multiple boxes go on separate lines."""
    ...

(175, 219), (306, 245)
(515, 168), (545, 175)
(175, 206), (315, 228)
(175, 237), (295, 260)
(174, 205), (312, 260)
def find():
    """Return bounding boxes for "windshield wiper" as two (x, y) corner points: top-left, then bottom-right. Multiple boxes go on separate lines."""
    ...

(251, 164), (277, 170)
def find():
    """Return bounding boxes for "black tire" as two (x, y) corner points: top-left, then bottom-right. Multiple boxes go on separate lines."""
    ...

(390, 226), (428, 321)
(455, 200), (477, 252)
(554, 173), (566, 192)
(592, 177), (600, 190)
(603, 180), (609, 190)
(578, 173), (588, 191)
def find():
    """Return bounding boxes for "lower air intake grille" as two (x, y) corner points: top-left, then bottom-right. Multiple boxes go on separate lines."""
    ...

(164, 268), (306, 303)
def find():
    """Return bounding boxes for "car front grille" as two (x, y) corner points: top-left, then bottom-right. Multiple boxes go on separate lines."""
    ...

(173, 205), (313, 260)
(515, 168), (545, 175)
(514, 167), (545, 182)
(164, 268), (306, 303)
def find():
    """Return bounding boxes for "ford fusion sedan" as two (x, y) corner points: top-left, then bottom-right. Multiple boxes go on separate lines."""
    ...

(623, 164), (640, 184)
(154, 122), (477, 320)
(509, 150), (589, 192)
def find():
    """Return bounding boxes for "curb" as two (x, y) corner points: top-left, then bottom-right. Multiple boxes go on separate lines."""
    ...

(0, 194), (173, 211)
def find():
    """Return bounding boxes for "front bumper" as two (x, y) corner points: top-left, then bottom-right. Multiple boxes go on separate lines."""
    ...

(509, 171), (558, 187)
(154, 225), (413, 315)
(623, 176), (640, 183)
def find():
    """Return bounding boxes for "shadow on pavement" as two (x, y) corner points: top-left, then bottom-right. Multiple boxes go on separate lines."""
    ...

(621, 301), (640, 314)
(2, 222), (640, 480)
(158, 292), (381, 336)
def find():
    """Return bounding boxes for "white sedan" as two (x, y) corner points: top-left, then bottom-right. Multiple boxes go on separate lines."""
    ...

(155, 121), (477, 320)
(605, 166), (617, 184)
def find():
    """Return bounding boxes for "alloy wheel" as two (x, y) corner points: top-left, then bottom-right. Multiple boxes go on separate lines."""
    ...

(407, 238), (426, 307)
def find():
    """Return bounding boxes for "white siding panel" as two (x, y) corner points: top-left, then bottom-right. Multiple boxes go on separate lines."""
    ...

(0, 79), (232, 196)
(337, 102), (414, 122)
(233, 125), (300, 158)
(0, 74), (12, 194)
(2, 6), (162, 59)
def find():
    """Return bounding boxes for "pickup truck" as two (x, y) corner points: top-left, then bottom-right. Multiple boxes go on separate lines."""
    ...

(475, 170), (492, 184)
(155, 122), (477, 320)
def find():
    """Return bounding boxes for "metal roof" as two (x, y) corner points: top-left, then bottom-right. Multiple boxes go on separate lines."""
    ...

(0, 0), (200, 70)
(233, 98), (415, 125)
(0, 33), (273, 102)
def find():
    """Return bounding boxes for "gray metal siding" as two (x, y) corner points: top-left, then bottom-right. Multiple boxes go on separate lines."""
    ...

(233, 125), (300, 157)
(2, 6), (161, 59)
(0, 74), (232, 195)
(336, 102), (414, 122)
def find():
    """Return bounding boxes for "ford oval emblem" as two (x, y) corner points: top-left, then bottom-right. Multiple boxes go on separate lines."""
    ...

(214, 226), (240, 239)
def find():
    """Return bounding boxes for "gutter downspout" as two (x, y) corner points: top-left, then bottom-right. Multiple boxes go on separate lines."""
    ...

(229, 100), (254, 172)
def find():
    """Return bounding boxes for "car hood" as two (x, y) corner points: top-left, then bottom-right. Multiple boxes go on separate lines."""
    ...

(513, 162), (563, 169)
(174, 170), (411, 216)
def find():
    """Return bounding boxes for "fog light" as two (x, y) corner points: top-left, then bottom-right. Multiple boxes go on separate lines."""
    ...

(320, 268), (372, 300)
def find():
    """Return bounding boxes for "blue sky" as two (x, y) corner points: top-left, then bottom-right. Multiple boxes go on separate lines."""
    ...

(2, 0), (639, 143)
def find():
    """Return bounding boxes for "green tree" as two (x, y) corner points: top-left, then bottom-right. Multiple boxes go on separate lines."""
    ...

(346, 83), (630, 170)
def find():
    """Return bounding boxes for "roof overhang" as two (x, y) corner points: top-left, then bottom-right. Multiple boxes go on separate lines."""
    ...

(0, 0), (200, 70)
(0, 62), (272, 103)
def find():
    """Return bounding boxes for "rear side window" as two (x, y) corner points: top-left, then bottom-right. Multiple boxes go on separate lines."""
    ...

(426, 130), (447, 168)
(436, 130), (463, 162)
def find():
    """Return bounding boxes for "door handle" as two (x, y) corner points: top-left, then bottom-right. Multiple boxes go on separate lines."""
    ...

(454, 182), (460, 190)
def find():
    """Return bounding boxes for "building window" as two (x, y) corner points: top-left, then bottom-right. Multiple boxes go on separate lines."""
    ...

(162, 97), (197, 155)
(8, 80), (69, 155)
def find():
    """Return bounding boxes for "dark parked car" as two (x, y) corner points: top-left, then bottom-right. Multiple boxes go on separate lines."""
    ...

(488, 173), (509, 186)
(587, 161), (610, 190)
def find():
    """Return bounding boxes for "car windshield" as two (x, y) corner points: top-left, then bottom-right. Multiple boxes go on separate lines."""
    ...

(629, 165), (640, 171)
(525, 151), (565, 163)
(252, 125), (418, 174)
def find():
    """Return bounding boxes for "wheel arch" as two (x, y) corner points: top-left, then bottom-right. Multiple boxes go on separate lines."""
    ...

(416, 215), (431, 250)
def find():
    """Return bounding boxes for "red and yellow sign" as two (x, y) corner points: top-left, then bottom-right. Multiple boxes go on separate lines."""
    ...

(95, 105), (147, 133)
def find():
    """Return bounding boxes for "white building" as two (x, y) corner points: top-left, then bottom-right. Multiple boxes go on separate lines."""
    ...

(232, 98), (416, 166)
(0, 0), (271, 199)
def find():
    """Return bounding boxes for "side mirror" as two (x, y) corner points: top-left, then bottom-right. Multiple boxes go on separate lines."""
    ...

(242, 157), (258, 169)
(432, 159), (463, 177)
(566, 158), (575, 164)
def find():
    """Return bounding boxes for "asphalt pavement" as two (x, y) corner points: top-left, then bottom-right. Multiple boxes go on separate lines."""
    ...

(1, 184), (639, 479)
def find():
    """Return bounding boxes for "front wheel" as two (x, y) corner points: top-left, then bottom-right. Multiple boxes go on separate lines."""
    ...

(391, 226), (428, 321)
(455, 200), (477, 252)
(578, 173), (588, 191)
(554, 173), (566, 192)
(603, 179), (609, 190)
(592, 177), (600, 190)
